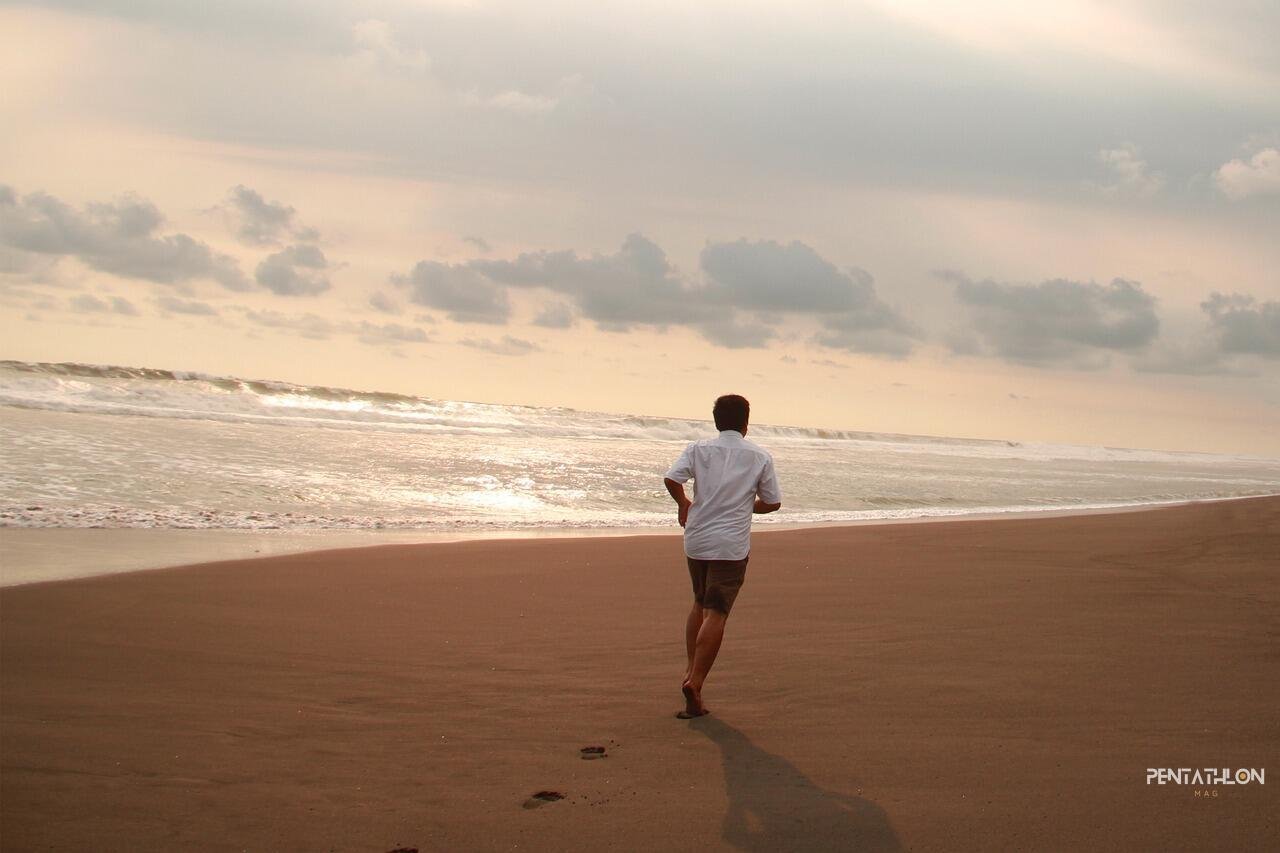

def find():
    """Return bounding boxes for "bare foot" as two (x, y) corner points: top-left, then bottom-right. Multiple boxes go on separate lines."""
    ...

(677, 679), (709, 719)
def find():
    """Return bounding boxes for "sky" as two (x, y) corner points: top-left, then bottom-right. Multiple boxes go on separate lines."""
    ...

(1, 0), (1278, 455)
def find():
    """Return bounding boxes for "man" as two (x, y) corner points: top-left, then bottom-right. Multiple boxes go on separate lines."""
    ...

(664, 394), (782, 719)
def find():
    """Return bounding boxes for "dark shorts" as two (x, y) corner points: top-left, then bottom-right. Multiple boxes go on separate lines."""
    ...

(687, 555), (749, 615)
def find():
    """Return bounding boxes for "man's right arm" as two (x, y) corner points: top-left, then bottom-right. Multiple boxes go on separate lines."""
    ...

(664, 444), (696, 528)
(665, 478), (692, 527)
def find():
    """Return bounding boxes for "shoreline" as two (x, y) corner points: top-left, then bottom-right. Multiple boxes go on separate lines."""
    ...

(3, 494), (1276, 850)
(2, 492), (1275, 588)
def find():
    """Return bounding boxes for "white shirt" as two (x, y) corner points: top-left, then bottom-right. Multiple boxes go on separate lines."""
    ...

(664, 430), (782, 560)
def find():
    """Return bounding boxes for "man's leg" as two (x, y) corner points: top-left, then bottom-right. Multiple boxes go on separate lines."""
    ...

(680, 609), (725, 716)
(684, 602), (704, 681)
(688, 610), (726, 690)
(679, 557), (746, 718)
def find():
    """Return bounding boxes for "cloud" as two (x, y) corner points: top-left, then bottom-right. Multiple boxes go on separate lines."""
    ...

(473, 233), (700, 328)
(352, 321), (430, 346)
(460, 74), (586, 116)
(701, 239), (871, 313)
(0, 242), (63, 281)
(1201, 292), (1280, 357)
(236, 307), (430, 347)
(350, 18), (430, 74)
(1215, 148), (1280, 199)
(394, 260), (511, 323)
(255, 244), (331, 296)
(532, 301), (574, 328)
(462, 235), (492, 254)
(471, 88), (558, 115)
(1130, 339), (1238, 375)
(239, 308), (335, 339)
(16, 0), (1279, 218)
(397, 234), (916, 354)
(814, 309), (918, 356)
(68, 293), (138, 315)
(1096, 144), (1165, 197)
(460, 335), (541, 356)
(0, 185), (250, 290)
(224, 185), (318, 246)
(368, 291), (400, 314)
(697, 315), (776, 349)
(700, 239), (917, 353)
(0, 281), (58, 312)
(946, 272), (1159, 366)
(156, 295), (219, 316)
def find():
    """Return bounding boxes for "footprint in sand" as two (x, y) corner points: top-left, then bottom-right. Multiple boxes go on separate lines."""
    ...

(580, 746), (607, 760)
(522, 790), (566, 809)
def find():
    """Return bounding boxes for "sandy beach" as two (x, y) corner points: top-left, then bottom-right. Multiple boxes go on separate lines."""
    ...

(2, 496), (1277, 851)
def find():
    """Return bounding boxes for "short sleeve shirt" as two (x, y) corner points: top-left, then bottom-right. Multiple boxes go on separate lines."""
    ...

(664, 430), (782, 560)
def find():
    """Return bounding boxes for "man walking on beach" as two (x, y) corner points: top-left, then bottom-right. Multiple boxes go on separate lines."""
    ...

(664, 394), (782, 718)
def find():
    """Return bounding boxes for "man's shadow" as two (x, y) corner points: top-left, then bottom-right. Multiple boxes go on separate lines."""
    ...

(690, 716), (902, 852)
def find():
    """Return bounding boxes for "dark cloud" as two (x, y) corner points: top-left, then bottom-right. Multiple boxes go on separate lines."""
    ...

(945, 272), (1159, 366)
(1202, 292), (1280, 357)
(532, 301), (574, 328)
(69, 293), (138, 315)
(393, 260), (510, 323)
(225, 185), (317, 246)
(34, 1), (1273, 207)
(1129, 293), (1278, 375)
(255, 244), (331, 296)
(0, 185), (250, 290)
(701, 239), (917, 354)
(462, 235), (492, 253)
(460, 335), (540, 356)
(394, 234), (915, 354)
(473, 234), (702, 328)
(156, 295), (219, 316)
(701, 239), (868, 313)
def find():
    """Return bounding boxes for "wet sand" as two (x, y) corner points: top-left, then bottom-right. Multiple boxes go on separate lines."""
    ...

(0, 500), (1197, 588)
(2, 496), (1277, 851)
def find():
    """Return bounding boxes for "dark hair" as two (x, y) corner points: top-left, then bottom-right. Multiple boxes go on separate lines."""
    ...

(713, 394), (750, 433)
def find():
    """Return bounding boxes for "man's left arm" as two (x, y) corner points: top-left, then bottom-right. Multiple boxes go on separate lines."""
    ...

(753, 456), (782, 514)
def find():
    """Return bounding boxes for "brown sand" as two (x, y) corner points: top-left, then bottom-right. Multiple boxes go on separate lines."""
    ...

(2, 496), (1277, 851)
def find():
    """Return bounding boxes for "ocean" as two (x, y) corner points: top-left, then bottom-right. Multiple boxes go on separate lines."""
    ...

(3, 359), (1278, 535)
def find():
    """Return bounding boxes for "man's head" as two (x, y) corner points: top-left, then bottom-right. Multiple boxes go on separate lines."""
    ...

(713, 394), (750, 434)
